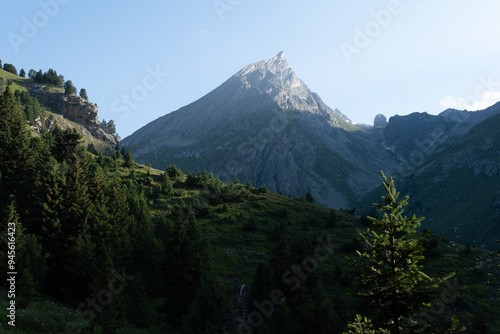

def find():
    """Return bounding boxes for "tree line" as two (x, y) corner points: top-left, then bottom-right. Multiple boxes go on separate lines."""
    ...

(1, 59), (89, 100)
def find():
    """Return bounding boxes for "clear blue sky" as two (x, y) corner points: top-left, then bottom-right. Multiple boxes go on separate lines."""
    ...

(2, 0), (500, 137)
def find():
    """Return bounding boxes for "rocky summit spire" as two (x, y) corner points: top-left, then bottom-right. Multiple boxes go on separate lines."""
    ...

(232, 52), (351, 124)
(266, 51), (289, 75)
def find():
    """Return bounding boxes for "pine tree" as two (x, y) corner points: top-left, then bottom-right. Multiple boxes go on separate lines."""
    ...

(305, 191), (314, 203)
(160, 171), (173, 196)
(344, 315), (389, 334)
(30, 144), (65, 245)
(0, 87), (34, 198)
(19, 68), (26, 77)
(0, 197), (25, 287)
(52, 128), (84, 164)
(167, 164), (183, 180)
(79, 88), (88, 100)
(347, 172), (454, 333)
(19, 234), (47, 295)
(3, 63), (17, 75)
(64, 80), (76, 95)
(124, 150), (134, 168)
(34, 70), (43, 83)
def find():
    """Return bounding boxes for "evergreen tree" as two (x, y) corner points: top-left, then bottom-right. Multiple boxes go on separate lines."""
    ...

(0, 87), (34, 198)
(28, 69), (36, 79)
(167, 164), (183, 180)
(19, 68), (26, 77)
(19, 234), (47, 294)
(113, 150), (122, 161)
(106, 119), (116, 134)
(343, 315), (389, 334)
(0, 197), (24, 287)
(160, 171), (173, 196)
(0, 197), (46, 304)
(305, 191), (314, 203)
(3, 63), (17, 75)
(34, 70), (43, 83)
(79, 88), (88, 100)
(57, 75), (65, 87)
(347, 172), (455, 333)
(64, 80), (76, 95)
(52, 128), (84, 164)
(124, 149), (134, 167)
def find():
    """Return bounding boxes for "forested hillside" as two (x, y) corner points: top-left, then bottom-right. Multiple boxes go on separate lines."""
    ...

(1, 86), (500, 333)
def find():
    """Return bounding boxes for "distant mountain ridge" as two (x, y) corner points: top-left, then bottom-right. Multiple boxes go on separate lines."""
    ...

(362, 104), (500, 250)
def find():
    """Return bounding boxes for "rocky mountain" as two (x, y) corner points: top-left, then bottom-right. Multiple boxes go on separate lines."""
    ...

(123, 52), (399, 208)
(396, 112), (500, 249)
(123, 52), (500, 249)
(360, 106), (500, 250)
(379, 103), (500, 178)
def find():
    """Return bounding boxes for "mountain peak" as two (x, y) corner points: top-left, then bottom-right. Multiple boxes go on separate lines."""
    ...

(232, 53), (351, 125)
(266, 51), (290, 75)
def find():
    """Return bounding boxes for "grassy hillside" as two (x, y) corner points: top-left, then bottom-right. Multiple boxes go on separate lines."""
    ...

(0, 68), (29, 93)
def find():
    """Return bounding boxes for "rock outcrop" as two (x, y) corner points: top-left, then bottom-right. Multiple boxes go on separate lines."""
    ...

(30, 85), (119, 148)
(373, 114), (387, 128)
(31, 85), (98, 126)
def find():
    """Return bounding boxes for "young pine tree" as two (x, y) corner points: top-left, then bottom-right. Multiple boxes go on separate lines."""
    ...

(124, 150), (134, 168)
(160, 171), (173, 196)
(346, 172), (455, 334)
(79, 88), (88, 100)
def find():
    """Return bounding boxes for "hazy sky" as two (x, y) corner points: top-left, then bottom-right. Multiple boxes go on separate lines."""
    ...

(2, 0), (500, 137)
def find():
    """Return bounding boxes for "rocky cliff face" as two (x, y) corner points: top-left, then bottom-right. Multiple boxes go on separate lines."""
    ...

(31, 85), (99, 125)
(30, 85), (119, 148)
